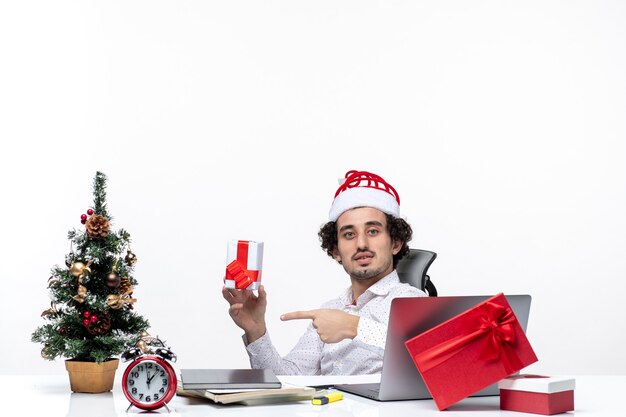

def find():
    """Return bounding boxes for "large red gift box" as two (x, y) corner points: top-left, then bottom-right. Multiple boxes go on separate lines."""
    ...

(404, 293), (538, 410)
(499, 375), (575, 415)
(225, 240), (264, 290)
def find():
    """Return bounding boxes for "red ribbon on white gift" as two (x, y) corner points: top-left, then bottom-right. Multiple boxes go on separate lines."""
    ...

(225, 241), (260, 290)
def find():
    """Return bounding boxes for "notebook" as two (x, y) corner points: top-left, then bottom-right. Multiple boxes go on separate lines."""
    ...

(176, 380), (314, 405)
(335, 294), (532, 401)
(180, 368), (282, 390)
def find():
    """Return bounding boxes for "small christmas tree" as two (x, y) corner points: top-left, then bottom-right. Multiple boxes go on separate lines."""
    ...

(32, 172), (149, 363)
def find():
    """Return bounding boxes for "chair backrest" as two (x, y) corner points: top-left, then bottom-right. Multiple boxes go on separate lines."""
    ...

(396, 248), (438, 296)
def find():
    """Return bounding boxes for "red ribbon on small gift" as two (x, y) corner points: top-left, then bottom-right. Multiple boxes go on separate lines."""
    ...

(226, 241), (260, 290)
(412, 300), (524, 375)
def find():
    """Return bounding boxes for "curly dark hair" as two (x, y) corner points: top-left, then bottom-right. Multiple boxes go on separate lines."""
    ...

(318, 213), (413, 268)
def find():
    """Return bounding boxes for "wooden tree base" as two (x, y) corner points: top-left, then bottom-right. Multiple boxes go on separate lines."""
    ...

(65, 358), (119, 393)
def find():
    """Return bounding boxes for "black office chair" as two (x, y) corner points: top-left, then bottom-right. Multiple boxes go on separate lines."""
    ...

(396, 248), (438, 296)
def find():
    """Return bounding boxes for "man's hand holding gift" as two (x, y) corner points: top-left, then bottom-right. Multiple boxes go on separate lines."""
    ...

(222, 285), (268, 344)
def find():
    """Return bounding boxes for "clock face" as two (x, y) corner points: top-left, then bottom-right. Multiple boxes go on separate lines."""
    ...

(122, 356), (176, 410)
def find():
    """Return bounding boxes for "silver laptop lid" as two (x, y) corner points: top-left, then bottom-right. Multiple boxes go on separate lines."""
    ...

(378, 294), (532, 401)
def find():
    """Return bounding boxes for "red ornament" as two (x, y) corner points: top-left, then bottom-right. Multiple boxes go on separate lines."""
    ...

(59, 327), (67, 334)
(81, 218), (87, 225)
(81, 214), (87, 221)
(83, 311), (91, 318)
(90, 315), (98, 323)
(83, 319), (90, 326)
(87, 208), (94, 215)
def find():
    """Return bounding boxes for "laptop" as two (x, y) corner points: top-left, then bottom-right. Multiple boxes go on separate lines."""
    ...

(180, 368), (282, 390)
(335, 294), (532, 401)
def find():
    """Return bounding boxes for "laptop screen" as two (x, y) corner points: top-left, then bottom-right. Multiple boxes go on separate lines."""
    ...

(378, 294), (532, 401)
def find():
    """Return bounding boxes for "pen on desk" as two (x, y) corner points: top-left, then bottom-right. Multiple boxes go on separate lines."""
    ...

(312, 391), (343, 405)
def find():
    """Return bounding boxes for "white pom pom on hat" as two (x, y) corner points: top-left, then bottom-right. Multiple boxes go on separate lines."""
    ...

(328, 170), (400, 222)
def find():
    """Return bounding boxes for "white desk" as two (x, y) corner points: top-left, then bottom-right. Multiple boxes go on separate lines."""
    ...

(2, 375), (622, 416)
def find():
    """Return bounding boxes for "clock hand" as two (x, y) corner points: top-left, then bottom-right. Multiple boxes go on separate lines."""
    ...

(147, 370), (157, 384)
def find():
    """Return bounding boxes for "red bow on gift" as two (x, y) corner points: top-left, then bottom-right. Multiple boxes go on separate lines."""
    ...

(226, 241), (260, 290)
(413, 301), (524, 375)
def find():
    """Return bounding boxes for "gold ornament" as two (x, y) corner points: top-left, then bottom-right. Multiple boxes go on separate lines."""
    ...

(106, 294), (136, 310)
(136, 331), (160, 353)
(85, 214), (110, 239)
(133, 331), (171, 357)
(125, 250), (138, 266)
(73, 283), (87, 303)
(137, 339), (148, 353)
(40, 302), (59, 318)
(69, 260), (92, 303)
(69, 260), (93, 278)
(41, 347), (53, 360)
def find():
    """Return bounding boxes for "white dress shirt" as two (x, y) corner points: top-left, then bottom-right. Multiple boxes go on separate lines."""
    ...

(243, 270), (426, 375)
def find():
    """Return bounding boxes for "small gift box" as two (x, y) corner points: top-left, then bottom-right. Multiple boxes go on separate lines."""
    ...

(499, 374), (575, 415)
(404, 293), (538, 410)
(225, 240), (264, 290)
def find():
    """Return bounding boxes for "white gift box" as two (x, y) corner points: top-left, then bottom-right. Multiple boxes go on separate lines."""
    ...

(498, 375), (575, 415)
(225, 240), (264, 290)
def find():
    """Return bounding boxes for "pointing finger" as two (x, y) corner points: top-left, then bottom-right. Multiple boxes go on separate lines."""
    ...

(281, 310), (318, 321)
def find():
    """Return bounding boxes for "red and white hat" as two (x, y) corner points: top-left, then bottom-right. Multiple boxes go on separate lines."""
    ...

(328, 170), (401, 222)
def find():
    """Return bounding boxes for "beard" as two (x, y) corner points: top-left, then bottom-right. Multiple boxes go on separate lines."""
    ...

(340, 249), (394, 282)
(350, 266), (386, 281)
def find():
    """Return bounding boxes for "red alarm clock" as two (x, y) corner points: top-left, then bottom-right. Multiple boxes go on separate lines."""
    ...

(121, 333), (177, 411)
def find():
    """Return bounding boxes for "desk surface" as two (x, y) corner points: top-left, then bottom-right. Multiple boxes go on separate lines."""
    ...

(2, 374), (622, 416)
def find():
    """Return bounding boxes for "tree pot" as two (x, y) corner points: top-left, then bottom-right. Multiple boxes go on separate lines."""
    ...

(65, 358), (119, 393)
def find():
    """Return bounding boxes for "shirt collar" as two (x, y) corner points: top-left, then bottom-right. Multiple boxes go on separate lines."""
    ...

(339, 270), (400, 306)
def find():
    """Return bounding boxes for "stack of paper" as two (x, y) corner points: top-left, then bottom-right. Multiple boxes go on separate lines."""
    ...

(177, 369), (315, 405)
(176, 381), (315, 405)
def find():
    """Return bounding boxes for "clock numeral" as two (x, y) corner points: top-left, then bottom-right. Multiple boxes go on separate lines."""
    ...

(145, 395), (151, 402)
(139, 393), (144, 400)
(132, 387), (137, 394)
(154, 394), (159, 401)
(160, 387), (165, 393)
(132, 371), (139, 378)
(128, 379), (135, 386)
(162, 378), (168, 386)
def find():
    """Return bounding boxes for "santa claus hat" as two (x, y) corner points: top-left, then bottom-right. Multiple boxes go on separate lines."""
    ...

(328, 170), (400, 222)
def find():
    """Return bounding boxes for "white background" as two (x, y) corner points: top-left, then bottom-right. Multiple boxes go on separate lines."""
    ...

(1, 1), (624, 376)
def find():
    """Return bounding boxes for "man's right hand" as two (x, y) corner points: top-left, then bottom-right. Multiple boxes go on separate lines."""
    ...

(222, 284), (268, 344)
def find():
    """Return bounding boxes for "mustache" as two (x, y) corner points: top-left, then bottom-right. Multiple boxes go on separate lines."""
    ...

(352, 249), (374, 260)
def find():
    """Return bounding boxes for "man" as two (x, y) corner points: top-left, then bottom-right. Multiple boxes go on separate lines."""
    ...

(222, 170), (426, 375)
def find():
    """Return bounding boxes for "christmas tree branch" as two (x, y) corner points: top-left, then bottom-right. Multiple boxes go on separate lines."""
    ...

(93, 171), (109, 218)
